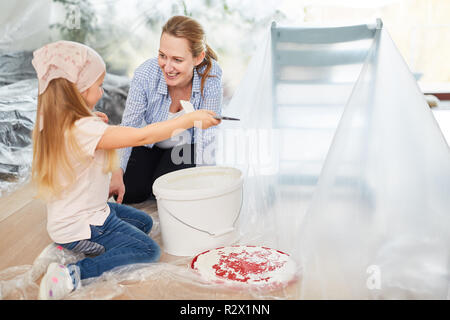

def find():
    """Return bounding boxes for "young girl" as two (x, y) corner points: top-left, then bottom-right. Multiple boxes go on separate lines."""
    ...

(31, 40), (220, 300)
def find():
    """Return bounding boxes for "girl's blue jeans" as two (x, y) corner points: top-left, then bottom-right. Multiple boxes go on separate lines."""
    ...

(58, 202), (161, 285)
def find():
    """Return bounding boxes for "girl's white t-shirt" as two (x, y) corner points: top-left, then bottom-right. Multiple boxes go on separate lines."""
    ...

(46, 116), (110, 244)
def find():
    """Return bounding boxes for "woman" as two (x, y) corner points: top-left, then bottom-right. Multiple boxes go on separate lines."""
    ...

(109, 16), (222, 204)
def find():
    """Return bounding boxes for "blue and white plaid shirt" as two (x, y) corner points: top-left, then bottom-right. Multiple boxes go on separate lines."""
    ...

(119, 57), (223, 172)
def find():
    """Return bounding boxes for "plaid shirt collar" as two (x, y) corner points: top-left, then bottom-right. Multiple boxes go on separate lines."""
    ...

(157, 67), (201, 95)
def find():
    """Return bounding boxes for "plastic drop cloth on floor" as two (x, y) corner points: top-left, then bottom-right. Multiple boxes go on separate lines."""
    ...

(0, 200), (300, 300)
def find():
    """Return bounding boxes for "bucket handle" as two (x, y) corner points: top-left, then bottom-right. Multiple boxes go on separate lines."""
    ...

(157, 189), (243, 237)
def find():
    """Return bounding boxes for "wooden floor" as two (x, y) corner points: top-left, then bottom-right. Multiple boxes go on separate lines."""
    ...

(0, 183), (300, 300)
(0, 184), (51, 271)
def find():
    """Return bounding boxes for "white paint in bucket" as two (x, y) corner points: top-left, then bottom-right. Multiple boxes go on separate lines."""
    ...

(152, 166), (243, 256)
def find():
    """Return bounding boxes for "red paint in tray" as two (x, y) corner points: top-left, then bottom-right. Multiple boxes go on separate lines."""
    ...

(191, 245), (297, 288)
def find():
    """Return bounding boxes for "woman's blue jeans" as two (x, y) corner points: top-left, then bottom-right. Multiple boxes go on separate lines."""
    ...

(58, 202), (161, 283)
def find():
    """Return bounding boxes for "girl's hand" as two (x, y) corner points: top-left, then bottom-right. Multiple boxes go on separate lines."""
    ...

(187, 110), (221, 129)
(94, 111), (109, 124)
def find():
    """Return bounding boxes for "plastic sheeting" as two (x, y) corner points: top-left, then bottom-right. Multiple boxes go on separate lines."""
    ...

(94, 73), (130, 125)
(215, 22), (377, 260)
(0, 207), (298, 300)
(0, 0), (52, 52)
(0, 246), (298, 300)
(0, 79), (37, 197)
(0, 51), (36, 86)
(2, 20), (449, 300)
(214, 20), (450, 299)
(299, 27), (450, 300)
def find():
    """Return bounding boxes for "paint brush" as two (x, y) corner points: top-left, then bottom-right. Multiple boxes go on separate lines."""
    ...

(180, 100), (240, 121)
(213, 116), (240, 121)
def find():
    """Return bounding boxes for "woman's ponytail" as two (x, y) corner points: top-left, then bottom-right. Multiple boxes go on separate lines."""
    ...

(196, 43), (218, 96)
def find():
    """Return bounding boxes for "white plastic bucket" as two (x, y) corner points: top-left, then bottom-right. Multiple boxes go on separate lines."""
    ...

(152, 166), (243, 256)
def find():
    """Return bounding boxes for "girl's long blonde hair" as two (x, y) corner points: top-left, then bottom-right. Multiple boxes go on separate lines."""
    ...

(32, 78), (117, 201)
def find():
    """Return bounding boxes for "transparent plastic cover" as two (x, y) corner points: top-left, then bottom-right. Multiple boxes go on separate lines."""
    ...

(2, 20), (449, 300)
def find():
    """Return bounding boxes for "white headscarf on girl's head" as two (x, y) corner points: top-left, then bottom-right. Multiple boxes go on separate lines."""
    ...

(32, 40), (106, 95)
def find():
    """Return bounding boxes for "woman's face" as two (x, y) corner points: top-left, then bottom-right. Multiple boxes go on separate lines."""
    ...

(158, 32), (204, 89)
(81, 72), (105, 109)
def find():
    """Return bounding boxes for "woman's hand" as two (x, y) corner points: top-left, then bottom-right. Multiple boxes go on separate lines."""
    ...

(109, 168), (125, 203)
(187, 110), (221, 129)
(94, 111), (109, 124)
